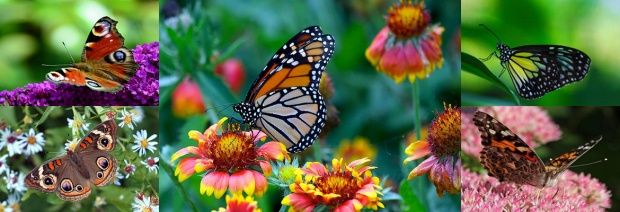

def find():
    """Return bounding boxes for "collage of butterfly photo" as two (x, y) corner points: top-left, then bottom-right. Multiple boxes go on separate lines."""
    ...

(0, 0), (619, 212)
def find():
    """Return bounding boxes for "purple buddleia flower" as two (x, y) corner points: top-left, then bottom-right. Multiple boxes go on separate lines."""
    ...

(0, 42), (159, 106)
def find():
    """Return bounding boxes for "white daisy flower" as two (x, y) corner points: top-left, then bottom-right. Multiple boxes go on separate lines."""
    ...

(64, 138), (80, 151)
(18, 128), (45, 156)
(123, 160), (136, 179)
(141, 157), (159, 174)
(0, 155), (8, 175)
(131, 130), (157, 156)
(4, 170), (27, 201)
(67, 115), (90, 136)
(114, 169), (124, 186)
(118, 109), (137, 130)
(130, 107), (144, 123)
(0, 127), (10, 150)
(0, 201), (13, 212)
(1, 129), (22, 156)
(131, 192), (159, 212)
(94, 196), (107, 208)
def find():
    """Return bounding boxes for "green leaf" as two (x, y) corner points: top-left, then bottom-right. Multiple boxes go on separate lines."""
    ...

(399, 180), (426, 212)
(461, 52), (521, 105)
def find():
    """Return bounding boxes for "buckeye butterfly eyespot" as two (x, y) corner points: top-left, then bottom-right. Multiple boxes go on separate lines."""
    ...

(233, 26), (335, 153)
(479, 24), (591, 99)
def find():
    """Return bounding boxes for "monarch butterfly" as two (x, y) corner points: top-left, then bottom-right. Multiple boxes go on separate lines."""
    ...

(233, 26), (335, 153)
(479, 24), (591, 99)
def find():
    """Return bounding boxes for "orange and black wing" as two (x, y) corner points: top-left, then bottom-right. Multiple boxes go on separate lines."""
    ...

(244, 26), (335, 102)
(473, 111), (546, 186)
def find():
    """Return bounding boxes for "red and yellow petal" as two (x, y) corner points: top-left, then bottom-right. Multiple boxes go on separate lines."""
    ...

(194, 158), (214, 173)
(175, 157), (198, 182)
(258, 160), (272, 176)
(282, 193), (316, 212)
(257, 141), (288, 161)
(407, 155), (438, 180)
(252, 171), (268, 196)
(201, 171), (230, 198)
(171, 146), (200, 162)
(403, 140), (431, 163)
(303, 162), (328, 177)
(334, 199), (363, 212)
(365, 27), (389, 66)
(229, 170), (256, 196)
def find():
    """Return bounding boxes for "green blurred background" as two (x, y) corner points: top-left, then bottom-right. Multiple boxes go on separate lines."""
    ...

(159, 0), (460, 211)
(461, 0), (620, 106)
(0, 0), (158, 91)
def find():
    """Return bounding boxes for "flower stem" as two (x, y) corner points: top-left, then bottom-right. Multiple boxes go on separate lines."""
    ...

(412, 81), (422, 140)
(161, 161), (199, 212)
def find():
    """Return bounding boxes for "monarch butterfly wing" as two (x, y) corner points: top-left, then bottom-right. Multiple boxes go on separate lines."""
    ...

(254, 87), (326, 153)
(245, 26), (335, 101)
(544, 137), (601, 179)
(505, 45), (591, 99)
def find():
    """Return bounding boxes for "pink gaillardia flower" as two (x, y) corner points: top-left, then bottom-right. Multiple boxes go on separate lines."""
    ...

(365, 0), (444, 83)
(281, 158), (384, 212)
(461, 106), (562, 158)
(171, 117), (290, 199)
(404, 104), (460, 196)
(461, 169), (611, 211)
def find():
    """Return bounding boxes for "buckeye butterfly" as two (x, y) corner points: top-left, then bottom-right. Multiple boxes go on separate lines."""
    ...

(24, 119), (118, 201)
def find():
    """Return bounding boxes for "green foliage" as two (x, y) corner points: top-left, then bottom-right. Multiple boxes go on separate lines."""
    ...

(461, 52), (520, 105)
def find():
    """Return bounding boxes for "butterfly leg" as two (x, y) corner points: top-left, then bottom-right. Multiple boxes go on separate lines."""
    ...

(479, 51), (496, 62)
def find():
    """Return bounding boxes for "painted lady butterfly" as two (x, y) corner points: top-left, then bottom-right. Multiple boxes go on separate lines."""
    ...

(473, 111), (601, 187)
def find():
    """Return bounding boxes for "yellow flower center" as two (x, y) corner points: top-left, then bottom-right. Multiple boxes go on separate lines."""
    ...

(141, 139), (149, 148)
(124, 115), (132, 124)
(72, 119), (83, 129)
(27, 136), (36, 144)
(314, 173), (359, 205)
(141, 207), (152, 212)
(387, 1), (430, 38)
(428, 104), (460, 156)
(209, 129), (257, 171)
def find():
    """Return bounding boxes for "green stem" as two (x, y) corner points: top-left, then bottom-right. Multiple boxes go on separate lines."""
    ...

(412, 81), (422, 140)
(162, 161), (199, 212)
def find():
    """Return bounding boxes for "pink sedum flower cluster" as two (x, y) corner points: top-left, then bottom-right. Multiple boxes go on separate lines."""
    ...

(461, 169), (611, 211)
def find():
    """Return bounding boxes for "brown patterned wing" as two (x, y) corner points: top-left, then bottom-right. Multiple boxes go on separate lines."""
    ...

(473, 111), (547, 187)
(544, 137), (602, 179)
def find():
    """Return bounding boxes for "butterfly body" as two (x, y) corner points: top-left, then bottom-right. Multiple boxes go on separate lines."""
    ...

(473, 111), (600, 188)
(25, 119), (118, 201)
(233, 26), (334, 153)
(46, 16), (136, 93)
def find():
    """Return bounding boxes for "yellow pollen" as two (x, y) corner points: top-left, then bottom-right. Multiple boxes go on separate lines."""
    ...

(140, 139), (149, 148)
(141, 207), (152, 212)
(124, 115), (132, 124)
(27, 136), (37, 144)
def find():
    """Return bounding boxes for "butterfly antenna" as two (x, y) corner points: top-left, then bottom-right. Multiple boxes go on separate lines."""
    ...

(41, 63), (73, 67)
(479, 24), (502, 44)
(570, 158), (608, 168)
(62, 42), (76, 63)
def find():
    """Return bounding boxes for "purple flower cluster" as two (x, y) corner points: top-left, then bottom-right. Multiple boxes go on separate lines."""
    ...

(462, 169), (611, 211)
(0, 42), (159, 106)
